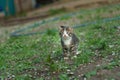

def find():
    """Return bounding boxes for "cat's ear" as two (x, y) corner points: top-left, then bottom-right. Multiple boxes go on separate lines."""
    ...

(60, 26), (65, 29)
(67, 27), (73, 32)
(59, 26), (64, 30)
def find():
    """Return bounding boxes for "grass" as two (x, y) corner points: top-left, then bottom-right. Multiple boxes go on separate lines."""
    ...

(0, 4), (120, 80)
(76, 3), (120, 23)
(84, 70), (97, 78)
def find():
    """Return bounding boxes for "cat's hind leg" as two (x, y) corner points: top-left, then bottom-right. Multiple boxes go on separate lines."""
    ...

(70, 44), (79, 58)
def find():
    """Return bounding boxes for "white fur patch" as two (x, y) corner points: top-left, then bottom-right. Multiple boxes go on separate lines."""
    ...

(64, 38), (71, 45)
(63, 37), (72, 48)
(63, 29), (69, 37)
(62, 29), (72, 48)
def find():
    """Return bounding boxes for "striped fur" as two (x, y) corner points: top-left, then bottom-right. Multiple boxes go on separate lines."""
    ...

(59, 26), (79, 58)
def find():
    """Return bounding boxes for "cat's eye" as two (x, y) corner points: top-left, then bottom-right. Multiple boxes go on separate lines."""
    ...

(69, 33), (72, 36)
(68, 32), (72, 36)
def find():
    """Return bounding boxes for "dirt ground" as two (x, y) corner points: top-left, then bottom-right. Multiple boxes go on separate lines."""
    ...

(1, 0), (120, 26)
(75, 56), (120, 80)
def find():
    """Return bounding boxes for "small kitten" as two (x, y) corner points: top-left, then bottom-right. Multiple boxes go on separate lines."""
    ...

(59, 26), (79, 59)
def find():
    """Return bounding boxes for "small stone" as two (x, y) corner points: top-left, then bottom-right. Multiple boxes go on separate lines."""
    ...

(45, 68), (48, 71)
(78, 75), (81, 77)
(12, 75), (15, 78)
(55, 61), (58, 63)
(88, 62), (91, 64)
(53, 71), (56, 74)
(64, 57), (69, 60)
(70, 72), (74, 74)
(67, 69), (71, 72)
(112, 51), (115, 55)
(81, 74), (84, 76)
(96, 64), (100, 67)
(84, 77), (87, 80)
(73, 55), (77, 58)
(109, 45), (114, 48)
(83, 65), (86, 68)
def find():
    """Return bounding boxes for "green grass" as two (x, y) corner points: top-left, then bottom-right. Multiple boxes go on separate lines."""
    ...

(84, 70), (97, 78)
(76, 4), (120, 23)
(0, 4), (120, 79)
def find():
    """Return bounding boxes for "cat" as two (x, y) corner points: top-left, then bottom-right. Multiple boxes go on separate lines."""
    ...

(59, 26), (79, 59)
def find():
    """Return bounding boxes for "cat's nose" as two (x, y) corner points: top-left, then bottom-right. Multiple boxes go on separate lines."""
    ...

(63, 35), (67, 38)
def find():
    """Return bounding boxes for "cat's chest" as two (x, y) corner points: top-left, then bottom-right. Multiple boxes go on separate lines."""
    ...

(63, 38), (72, 48)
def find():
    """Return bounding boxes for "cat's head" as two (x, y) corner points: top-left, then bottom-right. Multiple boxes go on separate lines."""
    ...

(59, 26), (73, 40)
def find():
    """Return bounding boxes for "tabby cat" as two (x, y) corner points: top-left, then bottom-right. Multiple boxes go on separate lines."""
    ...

(59, 26), (79, 59)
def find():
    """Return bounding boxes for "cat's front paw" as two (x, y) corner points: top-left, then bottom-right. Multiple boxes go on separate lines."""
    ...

(63, 52), (71, 60)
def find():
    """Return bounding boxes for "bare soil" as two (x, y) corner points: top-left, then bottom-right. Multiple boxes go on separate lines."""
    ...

(1, 0), (120, 26)
(75, 57), (120, 80)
